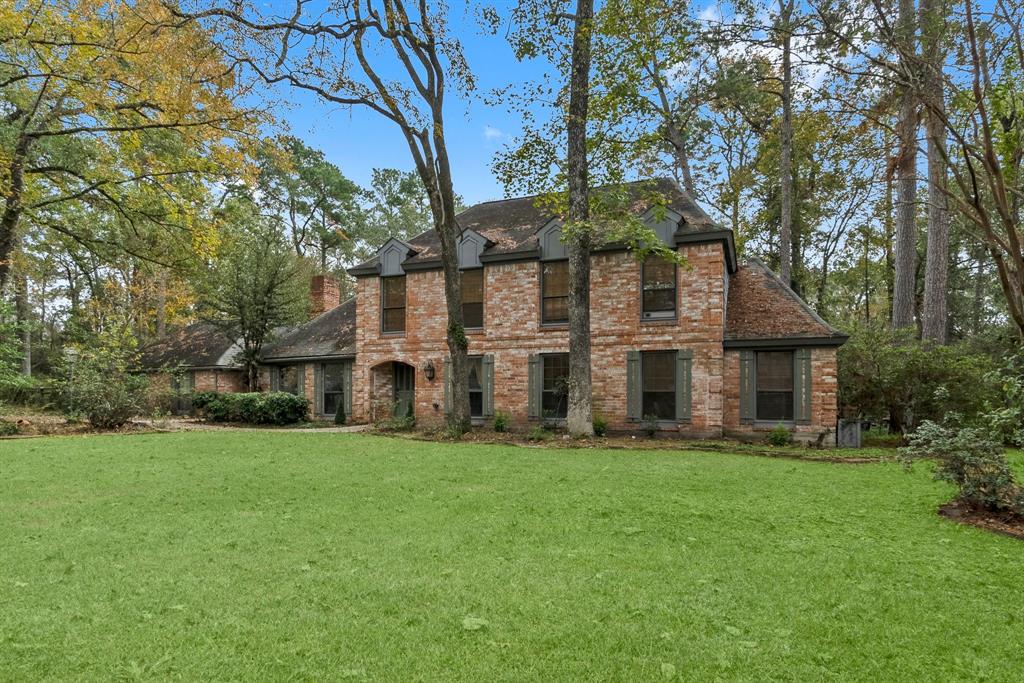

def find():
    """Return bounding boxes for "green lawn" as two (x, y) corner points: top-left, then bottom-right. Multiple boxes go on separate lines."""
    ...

(2, 433), (1023, 681)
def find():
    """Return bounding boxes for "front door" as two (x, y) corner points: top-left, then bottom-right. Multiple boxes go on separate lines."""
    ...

(393, 362), (415, 417)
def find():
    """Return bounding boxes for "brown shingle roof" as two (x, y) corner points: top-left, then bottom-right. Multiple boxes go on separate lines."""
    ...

(725, 259), (847, 343)
(138, 323), (242, 369)
(351, 178), (721, 272)
(261, 298), (356, 362)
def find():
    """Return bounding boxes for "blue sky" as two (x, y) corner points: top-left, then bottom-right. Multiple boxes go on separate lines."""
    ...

(264, 3), (549, 206)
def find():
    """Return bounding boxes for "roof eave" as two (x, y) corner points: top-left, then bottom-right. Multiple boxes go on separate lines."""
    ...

(723, 335), (849, 349)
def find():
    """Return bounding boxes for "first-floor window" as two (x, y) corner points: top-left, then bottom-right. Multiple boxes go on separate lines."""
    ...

(642, 351), (676, 420)
(462, 269), (484, 329)
(542, 353), (569, 419)
(278, 365), (300, 395)
(468, 356), (483, 417)
(756, 351), (794, 421)
(541, 261), (569, 324)
(322, 363), (345, 416)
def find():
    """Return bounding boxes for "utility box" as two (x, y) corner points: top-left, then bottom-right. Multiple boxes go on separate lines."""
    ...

(837, 419), (862, 449)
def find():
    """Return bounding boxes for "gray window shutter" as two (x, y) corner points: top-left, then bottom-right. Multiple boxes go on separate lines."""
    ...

(186, 371), (196, 393)
(444, 357), (451, 415)
(626, 350), (641, 420)
(314, 364), (324, 416)
(676, 349), (692, 422)
(739, 350), (755, 424)
(794, 348), (812, 424)
(297, 364), (305, 396)
(483, 354), (495, 417)
(343, 362), (353, 417)
(270, 368), (280, 392)
(527, 354), (541, 419)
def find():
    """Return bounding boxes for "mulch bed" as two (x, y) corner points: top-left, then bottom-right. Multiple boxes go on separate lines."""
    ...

(939, 501), (1024, 541)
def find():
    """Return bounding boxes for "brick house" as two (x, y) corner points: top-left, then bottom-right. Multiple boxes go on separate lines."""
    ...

(137, 323), (246, 413)
(343, 178), (848, 443)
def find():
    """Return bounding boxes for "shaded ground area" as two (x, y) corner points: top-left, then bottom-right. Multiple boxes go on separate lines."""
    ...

(2, 433), (1024, 680)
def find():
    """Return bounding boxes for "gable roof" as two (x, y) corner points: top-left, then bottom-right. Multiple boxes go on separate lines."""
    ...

(260, 297), (356, 362)
(350, 178), (729, 275)
(725, 258), (847, 346)
(137, 323), (243, 370)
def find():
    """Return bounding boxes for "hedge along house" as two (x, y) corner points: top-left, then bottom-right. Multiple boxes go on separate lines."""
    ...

(347, 178), (848, 443)
(137, 324), (246, 413)
(258, 275), (356, 421)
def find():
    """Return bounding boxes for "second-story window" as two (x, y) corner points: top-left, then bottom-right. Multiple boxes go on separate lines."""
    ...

(642, 255), (677, 319)
(541, 260), (569, 324)
(462, 269), (484, 329)
(381, 275), (406, 333)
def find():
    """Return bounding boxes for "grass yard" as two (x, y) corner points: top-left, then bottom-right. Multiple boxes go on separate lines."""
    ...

(2, 433), (1023, 681)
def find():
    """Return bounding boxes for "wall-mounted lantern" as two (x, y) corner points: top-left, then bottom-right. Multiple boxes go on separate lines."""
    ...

(423, 360), (436, 381)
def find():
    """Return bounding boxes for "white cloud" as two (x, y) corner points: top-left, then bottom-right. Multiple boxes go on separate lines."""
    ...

(699, 3), (723, 24)
(482, 125), (504, 141)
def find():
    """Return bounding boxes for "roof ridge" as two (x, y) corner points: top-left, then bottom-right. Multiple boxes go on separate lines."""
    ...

(463, 177), (678, 211)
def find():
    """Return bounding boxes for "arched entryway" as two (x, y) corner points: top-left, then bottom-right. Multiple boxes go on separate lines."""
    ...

(369, 360), (416, 420)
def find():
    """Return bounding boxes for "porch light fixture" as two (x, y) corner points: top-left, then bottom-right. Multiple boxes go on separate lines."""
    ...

(423, 360), (436, 381)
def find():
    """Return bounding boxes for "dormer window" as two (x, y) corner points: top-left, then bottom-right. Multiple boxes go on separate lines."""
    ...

(642, 255), (676, 319)
(537, 220), (569, 325)
(458, 230), (488, 329)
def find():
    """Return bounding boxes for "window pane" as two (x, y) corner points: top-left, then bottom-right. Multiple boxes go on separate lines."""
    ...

(642, 351), (676, 420)
(383, 308), (405, 333)
(542, 261), (570, 324)
(642, 256), (676, 313)
(469, 392), (483, 417)
(542, 261), (568, 296)
(463, 302), (483, 329)
(462, 269), (483, 303)
(382, 277), (406, 307)
(467, 357), (482, 390)
(323, 392), (341, 417)
(279, 366), (300, 395)
(323, 364), (344, 392)
(756, 351), (794, 421)
(542, 353), (569, 419)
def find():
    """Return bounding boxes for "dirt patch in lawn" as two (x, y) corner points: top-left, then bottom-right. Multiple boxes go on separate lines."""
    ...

(0, 414), (158, 439)
(939, 501), (1024, 541)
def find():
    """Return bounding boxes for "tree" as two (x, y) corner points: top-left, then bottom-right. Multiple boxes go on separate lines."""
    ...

(197, 200), (308, 389)
(177, 0), (475, 432)
(0, 0), (256, 290)
(253, 136), (365, 271)
(777, 0), (796, 289)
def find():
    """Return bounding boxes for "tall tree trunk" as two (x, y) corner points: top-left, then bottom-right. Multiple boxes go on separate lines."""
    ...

(565, 0), (595, 437)
(892, 0), (919, 330)
(778, 0), (795, 287)
(16, 274), (31, 376)
(883, 150), (895, 317)
(0, 135), (30, 291)
(155, 269), (168, 339)
(920, 0), (949, 344)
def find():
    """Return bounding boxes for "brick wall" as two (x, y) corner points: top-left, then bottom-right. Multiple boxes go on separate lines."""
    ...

(194, 369), (246, 393)
(353, 243), (730, 435)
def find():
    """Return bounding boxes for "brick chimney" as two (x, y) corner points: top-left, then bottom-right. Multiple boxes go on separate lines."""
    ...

(309, 274), (341, 318)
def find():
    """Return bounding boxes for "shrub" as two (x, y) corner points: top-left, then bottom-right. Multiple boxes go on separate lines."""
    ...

(376, 414), (415, 432)
(0, 420), (18, 437)
(900, 421), (1024, 514)
(838, 325), (999, 433)
(980, 354), (1024, 447)
(767, 424), (794, 447)
(592, 414), (608, 437)
(196, 392), (307, 425)
(527, 425), (550, 442)
(642, 414), (659, 437)
(493, 410), (509, 433)
(333, 401), (346, 425)
(56, 328), (148, 429)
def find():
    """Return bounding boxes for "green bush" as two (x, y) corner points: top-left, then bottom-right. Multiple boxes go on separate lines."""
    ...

(333, 401), (346, 425)
(901, 421), (1024, 514)
(196, 392), (307, 425)
(592, 414), (608, 437)
(493, 410), (509, 433)
(980, 354), (1024, 447)
(838, 325), (1000, 433)
(767, 424), (794, 447)
(0, 420), (18, 437)
(642, 414), (659, 437)
(527, 425), (550, 442)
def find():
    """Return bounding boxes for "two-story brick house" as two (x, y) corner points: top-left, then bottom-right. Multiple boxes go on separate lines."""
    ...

(346, 179), (847, 443)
